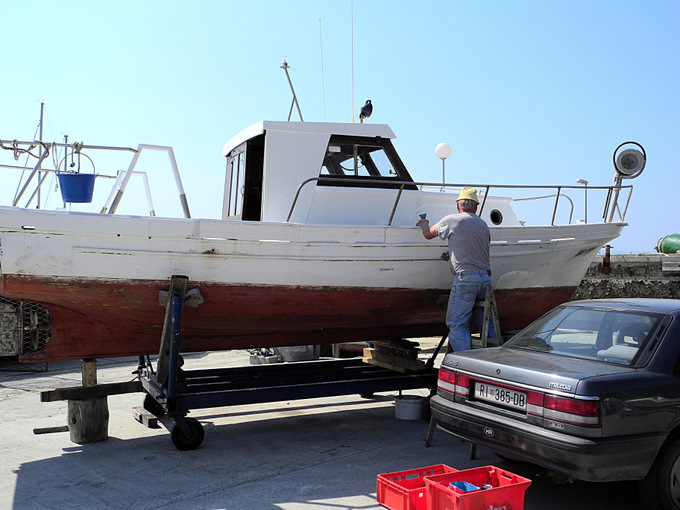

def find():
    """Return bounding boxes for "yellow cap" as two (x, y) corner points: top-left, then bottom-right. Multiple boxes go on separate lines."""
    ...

(457, 186), (479, 203)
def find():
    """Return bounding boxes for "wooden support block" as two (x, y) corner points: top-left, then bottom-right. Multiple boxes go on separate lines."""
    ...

(33, 425), (70, 435)
(81, 359), (97, 387)
(68, 397), (109, 443)
(132, 407), (159, 429)
(363, 348), (426, 372)
(372, 341), (420, 360)
(363, 357), (407, 373)
(373, 339), (420, 349)
(41, 380), (143, 402)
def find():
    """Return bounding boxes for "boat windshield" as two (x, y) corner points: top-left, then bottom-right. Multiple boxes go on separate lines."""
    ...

(505, 305), (664, 367)
(318, 135), (416, 189)
(322, 143), (394, 177)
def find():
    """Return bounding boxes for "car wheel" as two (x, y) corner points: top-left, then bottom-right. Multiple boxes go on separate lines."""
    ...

(638, 436), (680, 510)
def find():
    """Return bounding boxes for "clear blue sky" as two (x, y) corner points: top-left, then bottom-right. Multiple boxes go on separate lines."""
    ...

(1, 0), (678, 254)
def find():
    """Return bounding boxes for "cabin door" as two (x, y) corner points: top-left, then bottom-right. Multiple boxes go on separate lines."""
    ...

(222, 135), (264, 221)
(223, 143), (245, 219)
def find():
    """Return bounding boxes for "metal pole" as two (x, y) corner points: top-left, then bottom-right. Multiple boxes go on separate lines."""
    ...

(551, 188), (562, 226)
(166, 291), (183, 406)
(608, 176), (622, 222)
(24, 171), (51, 208)
(37, 102), (44, 208)
(12, 148), (50, 207)
(281, 59), (303, 122)
(584, 186), (588, 223)
(106, 149), (142, 214)
(164, 146), (191, 219)
(441, 159), (445, 192)
(577, 179), (588, 223)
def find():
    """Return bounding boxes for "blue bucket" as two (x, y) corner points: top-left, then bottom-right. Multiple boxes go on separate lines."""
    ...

(58, 173), (96, 203)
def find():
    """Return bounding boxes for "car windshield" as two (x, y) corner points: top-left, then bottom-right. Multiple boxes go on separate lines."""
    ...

(505, 305), (664, 366)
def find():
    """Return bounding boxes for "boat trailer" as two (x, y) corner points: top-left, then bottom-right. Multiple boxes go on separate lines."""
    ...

(39, 275), (442, 450)
(137, 275), (441, 450)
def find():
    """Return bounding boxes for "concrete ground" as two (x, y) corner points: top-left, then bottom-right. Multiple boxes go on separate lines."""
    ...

(0, 344), (640, 510)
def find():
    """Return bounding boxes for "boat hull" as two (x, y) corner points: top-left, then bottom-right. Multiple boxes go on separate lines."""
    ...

(3, 276), (575, 362)
(0, 207), (624, 361)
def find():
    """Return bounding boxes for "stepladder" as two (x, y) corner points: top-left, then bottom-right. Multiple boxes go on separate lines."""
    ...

(473, 284), (503, 348)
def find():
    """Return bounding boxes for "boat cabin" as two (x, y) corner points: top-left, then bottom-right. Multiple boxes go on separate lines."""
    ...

(222, 121), (520, 228)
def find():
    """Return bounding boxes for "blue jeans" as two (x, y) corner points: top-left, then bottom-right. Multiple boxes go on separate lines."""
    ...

(446, 271), (494, 352)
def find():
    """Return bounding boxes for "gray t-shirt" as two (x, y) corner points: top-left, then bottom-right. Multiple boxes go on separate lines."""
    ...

(437, 212), (490, 274)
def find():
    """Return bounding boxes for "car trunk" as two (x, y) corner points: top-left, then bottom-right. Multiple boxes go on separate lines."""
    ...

(444, 346), (636, 388)
(438, 347), (637, 438)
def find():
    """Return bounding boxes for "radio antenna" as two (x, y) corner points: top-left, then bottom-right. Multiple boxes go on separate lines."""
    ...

(319, 19), (327, 121)
(350, 0), (355, 123)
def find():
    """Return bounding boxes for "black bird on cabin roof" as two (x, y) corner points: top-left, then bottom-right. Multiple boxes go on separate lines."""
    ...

(359, 100), (372, 123)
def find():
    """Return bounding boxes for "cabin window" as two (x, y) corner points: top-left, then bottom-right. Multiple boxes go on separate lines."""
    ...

(322, 143), (395, 177)
(319, 135), (416, 190)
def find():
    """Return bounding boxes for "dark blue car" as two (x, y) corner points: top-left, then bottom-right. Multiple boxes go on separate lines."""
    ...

(430, 298), (680, 510)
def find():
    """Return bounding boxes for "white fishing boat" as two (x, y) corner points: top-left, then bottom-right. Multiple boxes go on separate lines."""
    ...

(0, 120), (643, 362)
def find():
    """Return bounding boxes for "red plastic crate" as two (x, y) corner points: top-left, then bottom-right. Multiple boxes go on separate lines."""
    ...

(377, 464), (458, 510)
(425, 465), (532, 510)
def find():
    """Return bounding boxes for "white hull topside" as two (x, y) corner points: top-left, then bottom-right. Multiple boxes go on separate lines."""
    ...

(0, 205), (624, 292)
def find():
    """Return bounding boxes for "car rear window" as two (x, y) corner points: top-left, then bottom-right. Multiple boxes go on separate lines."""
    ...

(505, 305), (665, 366)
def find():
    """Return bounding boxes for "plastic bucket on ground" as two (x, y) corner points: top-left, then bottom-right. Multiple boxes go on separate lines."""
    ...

(394, 395), (425, 420)
(58, 173), (96, 203)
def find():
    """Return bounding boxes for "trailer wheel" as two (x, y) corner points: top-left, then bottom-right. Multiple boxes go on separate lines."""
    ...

(171, 418), (204, 451)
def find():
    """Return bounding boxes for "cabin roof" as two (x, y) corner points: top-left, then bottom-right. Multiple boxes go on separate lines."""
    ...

(222, 121), (397, 157)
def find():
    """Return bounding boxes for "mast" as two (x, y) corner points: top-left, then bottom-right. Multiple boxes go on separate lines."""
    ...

(37, 102), (44, 208)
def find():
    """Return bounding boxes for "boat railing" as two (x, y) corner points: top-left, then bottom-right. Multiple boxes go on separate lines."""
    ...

(287, 177), (633, 226)
(0, 140), (191, 218)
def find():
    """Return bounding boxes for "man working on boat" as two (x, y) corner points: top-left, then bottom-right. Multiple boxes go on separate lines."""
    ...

(416, 187), (494, 351)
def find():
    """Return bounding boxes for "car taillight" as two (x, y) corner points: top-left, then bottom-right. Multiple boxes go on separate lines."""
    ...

(438, 369), (469, 397)
(528, 393), (601, 427)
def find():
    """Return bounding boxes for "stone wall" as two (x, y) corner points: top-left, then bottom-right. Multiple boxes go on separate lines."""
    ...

(573, 253), (680, 300)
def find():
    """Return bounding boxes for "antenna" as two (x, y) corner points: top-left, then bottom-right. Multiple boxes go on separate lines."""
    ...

(281, 57), (304, 122)
(350, 0), (355, 123)
(319, 19), (327, 121)
(37, 102), (44, 208)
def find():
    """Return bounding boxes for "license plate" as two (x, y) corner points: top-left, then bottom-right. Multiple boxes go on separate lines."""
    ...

(474, 381), (527, 411)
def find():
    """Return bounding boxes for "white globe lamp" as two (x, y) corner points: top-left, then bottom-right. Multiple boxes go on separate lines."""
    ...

(435, 143), (452, 191)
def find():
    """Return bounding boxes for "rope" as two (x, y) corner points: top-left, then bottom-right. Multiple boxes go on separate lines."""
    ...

(0, 139), (51, 161)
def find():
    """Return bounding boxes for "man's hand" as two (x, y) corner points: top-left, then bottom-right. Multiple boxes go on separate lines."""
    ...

(417, 218), (439, 240)
(441, 251), (450, 261)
